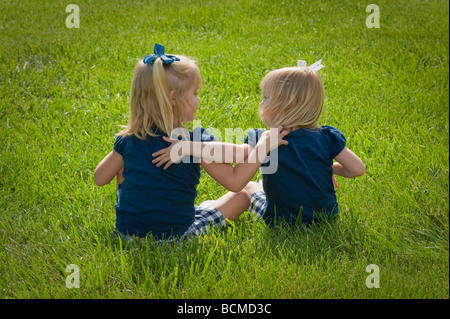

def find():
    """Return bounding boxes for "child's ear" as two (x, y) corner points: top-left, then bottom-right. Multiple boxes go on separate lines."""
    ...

(170, 90), (176, 106)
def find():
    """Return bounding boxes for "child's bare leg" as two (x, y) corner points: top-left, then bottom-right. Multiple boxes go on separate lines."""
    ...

(243, 181), (264, 196)
(210, 190), (251, 225)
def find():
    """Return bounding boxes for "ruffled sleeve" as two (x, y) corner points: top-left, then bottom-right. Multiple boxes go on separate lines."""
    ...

(244, 129), (266, 148)
(113, 135), (125, 156)
(323, 126), (346, 158)
(191, 127), (216, 142)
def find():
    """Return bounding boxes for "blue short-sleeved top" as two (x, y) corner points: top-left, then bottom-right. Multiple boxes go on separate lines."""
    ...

(245, 125), (346, 225)
(113, 127), (215, 239)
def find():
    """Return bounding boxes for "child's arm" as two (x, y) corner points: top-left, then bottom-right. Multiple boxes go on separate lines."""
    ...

(152, 127), (289, 192)
(94, 150), (124, 186)
(152, 140), (252, 170)
(201, 128), (289, 192)
(332, 147), (365, 178)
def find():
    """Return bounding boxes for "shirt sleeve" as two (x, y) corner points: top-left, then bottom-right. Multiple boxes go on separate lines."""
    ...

(244, 129), (265, 148)
(113, 135), (125, 156)
(244, 129), (271, 167)
(325, 126), (347, 158)
(191, 127), (216, 142)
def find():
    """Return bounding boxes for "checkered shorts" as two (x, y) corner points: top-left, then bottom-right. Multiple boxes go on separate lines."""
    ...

(249, 191), (267, 218)
(116, 192), (269, 242)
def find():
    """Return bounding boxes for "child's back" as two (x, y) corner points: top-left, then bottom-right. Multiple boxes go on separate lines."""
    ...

(114, 127), (214, 238)
(247, 125), (346, 224)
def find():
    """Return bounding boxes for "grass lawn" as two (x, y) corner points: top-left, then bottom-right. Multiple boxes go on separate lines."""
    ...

(0, 0), (448, 300)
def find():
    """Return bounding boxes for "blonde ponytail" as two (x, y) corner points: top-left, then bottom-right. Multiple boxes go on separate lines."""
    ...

(152, 58), (176, 137)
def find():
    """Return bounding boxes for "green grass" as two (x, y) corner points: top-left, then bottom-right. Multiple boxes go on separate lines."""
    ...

(1, 0), (448, 299)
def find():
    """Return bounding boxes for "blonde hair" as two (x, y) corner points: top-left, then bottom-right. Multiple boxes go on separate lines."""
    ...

(119, 55), (201, 139)
(259, 66), (324, 130)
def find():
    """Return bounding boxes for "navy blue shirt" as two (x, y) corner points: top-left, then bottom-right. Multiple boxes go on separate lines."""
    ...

(113, 127), (215, 239)
(245, 126), (346, 225)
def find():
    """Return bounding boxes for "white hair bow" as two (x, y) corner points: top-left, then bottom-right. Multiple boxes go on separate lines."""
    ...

(297, 59), (325, 71)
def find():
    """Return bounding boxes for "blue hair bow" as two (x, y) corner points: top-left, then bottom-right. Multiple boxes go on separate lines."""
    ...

(143, 43), (180, 65)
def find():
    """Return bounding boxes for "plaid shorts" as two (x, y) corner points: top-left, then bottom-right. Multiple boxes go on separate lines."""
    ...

(249, 191), (267, 218)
